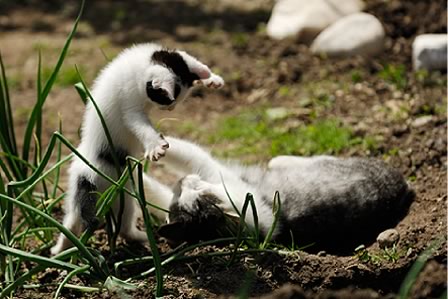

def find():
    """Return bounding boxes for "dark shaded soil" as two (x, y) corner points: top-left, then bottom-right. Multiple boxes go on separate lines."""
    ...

(1, 0), (446, 298)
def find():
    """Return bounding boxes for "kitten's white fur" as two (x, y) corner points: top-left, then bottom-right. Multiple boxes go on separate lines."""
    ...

(51, 43), (224, 255)
(143, 136), (413, 249)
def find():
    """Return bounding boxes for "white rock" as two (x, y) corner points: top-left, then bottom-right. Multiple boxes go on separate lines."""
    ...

(377, 229), (400, 249)
(311, 13), (385, 57)
(411, 115), (434, 128)
(412, 34), (447, 71)
(266, 107), (289, 120)
(266, 0), (364, 41)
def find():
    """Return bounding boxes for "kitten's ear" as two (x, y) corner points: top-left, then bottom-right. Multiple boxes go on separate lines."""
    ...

(150, 79), (175, 100)
(146, 81), (175, 106)
(176, 51), (211, 80)
(158, 222), (186, 244)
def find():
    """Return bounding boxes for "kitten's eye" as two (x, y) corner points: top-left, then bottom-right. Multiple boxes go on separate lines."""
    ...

(174, 84), (181, 99)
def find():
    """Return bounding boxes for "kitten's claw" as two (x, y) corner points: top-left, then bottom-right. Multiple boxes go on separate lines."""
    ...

(145, 137), (169, 162)
(201, 74), (224, 89)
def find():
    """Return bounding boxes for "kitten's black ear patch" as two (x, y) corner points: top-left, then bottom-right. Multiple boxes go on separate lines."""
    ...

(158, 222), (187, 246)
(152, 50), (200, 86)
(146, 81), (173, 106)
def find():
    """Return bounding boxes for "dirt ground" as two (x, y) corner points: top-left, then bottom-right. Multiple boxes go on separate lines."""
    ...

(0, 0), (447, 298)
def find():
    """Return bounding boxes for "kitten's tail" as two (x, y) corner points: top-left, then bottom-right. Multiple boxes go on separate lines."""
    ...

(76, 175), (100, 230)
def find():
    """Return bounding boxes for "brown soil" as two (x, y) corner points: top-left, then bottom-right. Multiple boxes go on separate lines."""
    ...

(1, 0), (447, 298)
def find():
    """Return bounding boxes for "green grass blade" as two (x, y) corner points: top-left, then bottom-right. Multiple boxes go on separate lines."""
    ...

(247, 194), (260, 247)
(0, 248), (80, 298)
(237, 271), (255, 299)
(54, 265), (90, 299)
(10, 132), (135, 200)
(261, 191), (281, 249)
(134, 162), (164, 297)
(0, 156), (14, 182)
(74, 82), (88, 105)
(21, 0), (85, 168)
(1, 264), (44, 298)
(220, 173), (241, 218)
(0, 244), (79, 271)
(12, 227), (58, 243)
(0, 123), (23, 180)
(51, 114), (63, 199)
(34, 50), (43, 166)
(398, 238), (445, 299)
(229, 193), (256, 264)
(0, 193), (107, 279)
(0, 52), (18, 158)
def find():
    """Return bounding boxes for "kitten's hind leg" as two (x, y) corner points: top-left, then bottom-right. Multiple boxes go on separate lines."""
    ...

(117, 194), (148, 244)
(51, 168), (96, 255)
(50, 205), (83, 255)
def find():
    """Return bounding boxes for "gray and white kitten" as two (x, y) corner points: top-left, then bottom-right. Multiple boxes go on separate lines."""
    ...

(51, 43), (224, 255)
(144, 137), (414, 252)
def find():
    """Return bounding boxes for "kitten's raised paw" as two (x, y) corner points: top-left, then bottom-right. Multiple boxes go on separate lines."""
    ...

(200, 74), (224, 89)
(145, 138), (169, 162)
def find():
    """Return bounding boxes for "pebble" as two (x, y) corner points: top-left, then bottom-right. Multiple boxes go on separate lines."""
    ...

(311, 13), (385, 58)
(411, 115), (434, 128)
(266, 107), (289, 120)
(412, 34), (447, 71)
(317, 251), (327, 257)
(377, 229), (400, 249)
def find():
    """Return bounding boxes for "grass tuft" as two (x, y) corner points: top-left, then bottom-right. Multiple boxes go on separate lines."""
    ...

(210, 110), (368, 159)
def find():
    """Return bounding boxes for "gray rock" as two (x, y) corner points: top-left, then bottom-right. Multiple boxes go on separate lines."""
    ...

(311, 13), (385, 58)
(266, 107), (289, 120)
(411, 115), (434, 128)
(412, 34), (447, 71)
(266, 0), (364, 41)
(377, 229), (400, 249)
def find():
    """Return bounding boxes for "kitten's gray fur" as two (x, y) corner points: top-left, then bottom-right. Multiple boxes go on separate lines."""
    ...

(153, 138), (414, 252)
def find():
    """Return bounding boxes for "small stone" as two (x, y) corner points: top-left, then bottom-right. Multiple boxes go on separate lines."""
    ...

(377, 229), (400, 249)
(266, 107), (289, 120)
(311, 13), (385, 58)
(412, 34), (447, 71)
(411, 115), (433, 128)
(247, 89), (268, 103)
(317, 250), (327, 257)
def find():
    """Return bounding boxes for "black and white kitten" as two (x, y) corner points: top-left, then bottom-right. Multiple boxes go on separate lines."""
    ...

(51, 44), (224, 255)
(142, 137), (414, 252)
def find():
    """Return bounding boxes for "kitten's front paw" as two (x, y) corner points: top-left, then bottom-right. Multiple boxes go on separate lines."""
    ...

(197, 74), (225, 89)
(145, 137), (169, 162)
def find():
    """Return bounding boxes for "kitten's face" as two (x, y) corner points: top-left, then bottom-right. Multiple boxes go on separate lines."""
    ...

(158, 177), (227, 245)
(145, 50), (203, 110)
